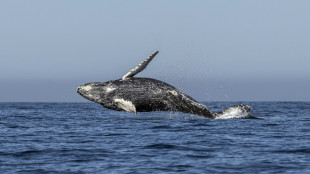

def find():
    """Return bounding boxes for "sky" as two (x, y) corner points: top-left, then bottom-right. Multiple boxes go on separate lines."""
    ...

(0, 0), (309, 102)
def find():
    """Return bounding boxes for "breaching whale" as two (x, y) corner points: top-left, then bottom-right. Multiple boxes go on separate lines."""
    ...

(77, 51), (255, 119)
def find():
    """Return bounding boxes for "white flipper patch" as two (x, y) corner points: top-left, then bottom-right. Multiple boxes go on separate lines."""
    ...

(114, 98), (137, 114)
(122, 51), (159, 80)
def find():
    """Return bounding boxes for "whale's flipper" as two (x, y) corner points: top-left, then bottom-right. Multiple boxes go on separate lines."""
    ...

(114, 98), (137, 114)
(122, 51), (159, 80)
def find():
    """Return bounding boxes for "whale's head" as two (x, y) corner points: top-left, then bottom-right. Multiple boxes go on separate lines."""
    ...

(77, 82), (117, 104)
(77, 83), (101, 103)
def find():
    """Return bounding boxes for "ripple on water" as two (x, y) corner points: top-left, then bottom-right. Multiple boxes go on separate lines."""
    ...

(0, 102), (310, 173)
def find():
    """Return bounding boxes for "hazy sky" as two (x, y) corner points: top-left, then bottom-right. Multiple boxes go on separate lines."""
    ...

(1, 0), (309, 102)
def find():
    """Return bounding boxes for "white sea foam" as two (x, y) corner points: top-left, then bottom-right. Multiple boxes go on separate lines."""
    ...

(216, 105), (254, 119)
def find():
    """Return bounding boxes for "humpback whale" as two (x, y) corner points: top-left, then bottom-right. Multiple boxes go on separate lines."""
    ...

(77, 51), (255, 119)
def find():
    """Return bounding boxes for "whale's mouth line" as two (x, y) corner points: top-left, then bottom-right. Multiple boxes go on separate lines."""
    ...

(77, 86), (97, 103)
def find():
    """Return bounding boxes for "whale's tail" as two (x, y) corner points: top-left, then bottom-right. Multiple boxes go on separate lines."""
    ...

(214, 104), (257, 119)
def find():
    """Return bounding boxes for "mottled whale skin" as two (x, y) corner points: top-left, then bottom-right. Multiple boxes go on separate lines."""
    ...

(77, 51), (255, 119)
(77, 77), (216, 118)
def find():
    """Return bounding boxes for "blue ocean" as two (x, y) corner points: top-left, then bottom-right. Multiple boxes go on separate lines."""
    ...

(1, 102), (309, 173)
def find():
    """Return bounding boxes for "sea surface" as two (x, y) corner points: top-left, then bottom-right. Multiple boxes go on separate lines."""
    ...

(0, 102), (310, 174)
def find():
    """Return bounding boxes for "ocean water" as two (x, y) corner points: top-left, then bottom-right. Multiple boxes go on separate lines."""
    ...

(0, 102), (309, 174)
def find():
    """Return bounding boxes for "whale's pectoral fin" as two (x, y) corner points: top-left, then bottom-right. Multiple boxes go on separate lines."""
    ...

(122, 51), (159, 80)
(114, 98), (137, 114)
